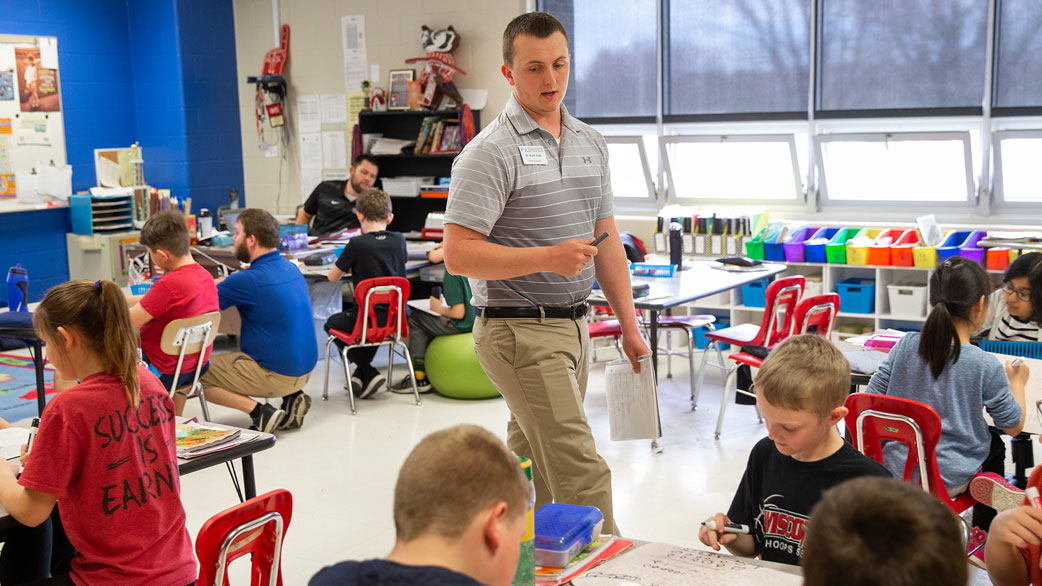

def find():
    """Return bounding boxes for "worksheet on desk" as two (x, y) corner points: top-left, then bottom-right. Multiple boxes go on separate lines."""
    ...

(986, 352), (1042, 435)
(573, 542), (802, 586)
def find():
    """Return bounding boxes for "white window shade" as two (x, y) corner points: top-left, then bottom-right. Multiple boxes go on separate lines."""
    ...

(662, 135), (802, 201)
(993, 132), (1042, 204)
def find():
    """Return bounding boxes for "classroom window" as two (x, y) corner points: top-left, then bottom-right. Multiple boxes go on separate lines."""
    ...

(993, 0), (1042, 113)
(817, 0), (988, 115)
(661, 135), (802, 202)
(539, 0), (657, 120)
(605, 137), (656, 201)
(666, 0), (810, 119)
(816, 133), (974, 203)
(992, 132), (1042, 204)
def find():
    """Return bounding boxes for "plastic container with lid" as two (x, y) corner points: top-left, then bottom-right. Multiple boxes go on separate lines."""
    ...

(533, 503), (604, 568)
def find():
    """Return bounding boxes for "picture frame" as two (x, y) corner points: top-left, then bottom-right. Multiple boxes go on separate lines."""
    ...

(388, 69), (414, 110)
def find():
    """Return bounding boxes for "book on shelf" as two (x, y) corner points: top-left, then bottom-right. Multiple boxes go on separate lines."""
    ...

(413, 116), (464, 154)
(175, 421), (241, 457)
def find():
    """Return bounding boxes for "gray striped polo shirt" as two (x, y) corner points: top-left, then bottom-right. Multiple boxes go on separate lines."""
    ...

(445, 93), (614, 307)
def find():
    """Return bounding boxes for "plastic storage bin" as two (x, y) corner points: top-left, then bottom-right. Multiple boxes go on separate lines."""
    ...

(129, 283), (152, 295)
(845, 229), (882, 266)
(781, 227), (816, 262)
(534, 503), (605, 568)
(957, 231), (987, 265)
(744, 228), (770, 260)
(887, 283), (928, 317)
(936, 231), (975, 264)
(695, 317), (730, 350)
(987, 247), (1012, 271)
(803, 227), (840, 263)
(891, 230), (923, 266)
(631, 263), (676, 277)
(836, 278), (876, 314)
(740, 280), (769, 308)
(865, 229), (903, 266)
(824, 228), (861, 264)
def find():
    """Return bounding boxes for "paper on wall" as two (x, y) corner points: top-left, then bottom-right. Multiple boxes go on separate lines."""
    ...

(320, 94), (347, 124)
(324, 170), (348, 180)
(301, 167), (323, 203)
(322, 130), (347, 170)
(39, 37), (58, 69)
(347, 92), (365, 126)
(16, 112), (50, 145)
(297, 95), (320, 133)
(604, 354), (660, 441)
(299, 133), (322, 170)
(341, 15), (368, 93)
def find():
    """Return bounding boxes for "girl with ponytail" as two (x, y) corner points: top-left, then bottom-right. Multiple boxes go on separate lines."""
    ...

(867, 258), (1027, 515)
(0, 280), (196, 585)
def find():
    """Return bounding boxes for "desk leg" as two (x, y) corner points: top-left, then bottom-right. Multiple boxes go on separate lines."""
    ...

(33, 339), (45, 416)
(1011, 433), (1034, 489)
(242, 455), (257, 500)
(649, 310), (659, 379)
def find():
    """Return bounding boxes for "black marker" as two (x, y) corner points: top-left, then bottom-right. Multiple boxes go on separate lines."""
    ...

(26, 417), (40, 453)
(591, 232), (610, 247)
(701, 520), (750, 534)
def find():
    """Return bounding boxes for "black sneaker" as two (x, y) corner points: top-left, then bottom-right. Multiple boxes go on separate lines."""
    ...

(252, 403), (286, 434)
(357, 371), (387, 399)
(347, 375), (363, 395)
(390, 375), (432, 394)
(277, 391), (312, 430)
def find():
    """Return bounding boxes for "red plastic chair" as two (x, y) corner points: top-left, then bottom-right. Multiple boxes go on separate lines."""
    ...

(693, 276), (804, 413)
(711, 293), (839, 439)
(843, 393), (978, 535)
(196, 489), (293, 586)
(588, 319), (626, 361)
(321, 276), (420, 414)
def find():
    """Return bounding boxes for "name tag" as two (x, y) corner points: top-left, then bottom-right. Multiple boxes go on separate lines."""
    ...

(518, 145), (547, 165)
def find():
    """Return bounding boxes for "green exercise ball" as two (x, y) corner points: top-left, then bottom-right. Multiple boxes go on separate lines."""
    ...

(425, 333), (500, 400)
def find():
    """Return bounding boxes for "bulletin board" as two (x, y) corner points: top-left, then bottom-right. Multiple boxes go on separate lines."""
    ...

(0, 34), (67, 210)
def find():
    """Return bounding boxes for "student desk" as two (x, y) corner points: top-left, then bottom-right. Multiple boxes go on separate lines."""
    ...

(0, 420), (274, 531)
(588, 260), (787, 377)
(0, 317), (46, 417)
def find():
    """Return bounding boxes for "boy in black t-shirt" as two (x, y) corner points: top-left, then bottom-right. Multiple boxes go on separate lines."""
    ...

(325, 188), (407, 398)
(699, 335), (890, 566)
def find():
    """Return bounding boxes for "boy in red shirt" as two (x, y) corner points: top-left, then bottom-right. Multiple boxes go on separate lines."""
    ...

(128, 210), (219, 414)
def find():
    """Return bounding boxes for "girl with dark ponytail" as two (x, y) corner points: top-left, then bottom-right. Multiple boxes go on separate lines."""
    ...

(0, 280), (196, 586)
(867, 258), (1027, 510)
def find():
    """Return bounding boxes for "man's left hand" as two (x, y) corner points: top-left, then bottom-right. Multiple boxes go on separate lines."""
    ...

(621, 334), (651, 373)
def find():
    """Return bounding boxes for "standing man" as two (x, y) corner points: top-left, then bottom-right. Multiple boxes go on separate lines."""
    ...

(442, 11), (648, 534)
(200, 209), (318, 432)
(296, 154), (380, 236)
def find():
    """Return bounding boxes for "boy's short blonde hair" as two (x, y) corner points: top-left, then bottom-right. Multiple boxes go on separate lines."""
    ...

(393, 425), (528, 542)
(803, 477), (966, 586)
(754, 334), (849, 418)
(355, 187), (392, 222)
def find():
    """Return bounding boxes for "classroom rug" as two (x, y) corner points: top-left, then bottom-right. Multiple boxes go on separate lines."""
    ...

(0, 353), (54, 423)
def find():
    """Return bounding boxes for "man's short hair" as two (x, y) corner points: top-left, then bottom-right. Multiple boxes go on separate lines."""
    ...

(502, 11), (569, 66)
(394, 425), (528, 542)
(139, 210), (190, 256)
(355, 188), (392, 222)
(802, 477), (966, 586)
(755, 334), (849, 418)
(236, 208), (280, 249)
(352, 154), (379, 169)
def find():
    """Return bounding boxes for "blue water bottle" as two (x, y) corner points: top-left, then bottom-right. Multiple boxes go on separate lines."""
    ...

(6, 264), (28, 312)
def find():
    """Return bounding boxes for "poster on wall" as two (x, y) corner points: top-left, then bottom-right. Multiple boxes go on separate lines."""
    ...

(15, 48), (60, 112)
(0, 118), (14, 197)
(0, 70), (13, 101)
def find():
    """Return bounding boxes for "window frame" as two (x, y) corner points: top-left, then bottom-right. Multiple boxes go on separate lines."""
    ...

(814, 131), (977, 209)
(603, 135), (658, 209)
(991, 129), (1042, 209)
(660, 134), (806, 207)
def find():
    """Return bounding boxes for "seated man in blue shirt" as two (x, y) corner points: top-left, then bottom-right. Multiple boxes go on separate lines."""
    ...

(199, 209), (318, 433)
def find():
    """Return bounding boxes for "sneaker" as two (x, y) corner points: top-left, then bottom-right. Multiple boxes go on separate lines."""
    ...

(252, 403), (286, 434)
(967, 526), (987, 569)
(357, 371), (387, 399)
(278, 391), (312, 430)
(347, 375), (363, 395)
(390, 375), (433, 394)
(970, 472), (1024, 513)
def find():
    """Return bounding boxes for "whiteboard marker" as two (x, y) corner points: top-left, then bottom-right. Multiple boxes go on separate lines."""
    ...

(701, 520), (750, 534)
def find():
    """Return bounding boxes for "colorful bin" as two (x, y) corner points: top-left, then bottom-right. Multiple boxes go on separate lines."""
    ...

(804, 228), (840, 263)
(987, 247), (1012, 271)
(866, 229), (908, 266)
(845, 228), (883, 266)
(912, 230), (949, 268)
(936, 231), (986, 264)
(783, 227), (821, 260)
(836, 278), (876, 314)
(740, 280), (769, 308)
(824, 227), (861, 264)
(957, 231), (987, 265)
(744, 228), (768, 260)
(891, 230), (922, 266)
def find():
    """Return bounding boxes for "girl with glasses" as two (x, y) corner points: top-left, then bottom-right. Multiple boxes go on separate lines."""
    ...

(981, 252), (1042, 342)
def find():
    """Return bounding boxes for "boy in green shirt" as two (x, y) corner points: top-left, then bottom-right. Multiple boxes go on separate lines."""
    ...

(394, 245), (475, 393)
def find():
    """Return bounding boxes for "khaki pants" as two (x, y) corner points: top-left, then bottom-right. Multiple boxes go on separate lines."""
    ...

(200, 352), (310, 399)
(473, 316), (617, 534)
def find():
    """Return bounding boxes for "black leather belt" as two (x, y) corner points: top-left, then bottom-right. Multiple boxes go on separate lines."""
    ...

(478, 304), (588, 320)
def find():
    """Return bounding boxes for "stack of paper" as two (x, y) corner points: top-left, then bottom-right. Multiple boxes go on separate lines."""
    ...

(175, 422), (243, 458)
(535, 536), (633, 586)
(369, 137), (415, 155)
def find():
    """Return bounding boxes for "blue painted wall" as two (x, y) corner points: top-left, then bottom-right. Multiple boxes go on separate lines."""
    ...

(0, 0), (243, 302)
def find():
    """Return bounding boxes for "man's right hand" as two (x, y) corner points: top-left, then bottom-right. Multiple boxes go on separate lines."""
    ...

(546, 238), (598, 277)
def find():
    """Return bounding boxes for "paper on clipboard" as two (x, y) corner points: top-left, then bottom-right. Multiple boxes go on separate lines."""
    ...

(605, 354), (660, 441)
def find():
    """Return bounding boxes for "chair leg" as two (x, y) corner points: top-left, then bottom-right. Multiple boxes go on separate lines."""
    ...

(397, 342), (422, 405)
(195, 383), (212, 421)
(693, 340), (715, 410)
(322, 335), (335, 401)
(714, 342), (727, 385)
(666, 330), (673, 379)
(715, 365), (738, 439)
(614, 337), (624, 360)
(341, 346), (356, 415)
(685, 327), (698, 407)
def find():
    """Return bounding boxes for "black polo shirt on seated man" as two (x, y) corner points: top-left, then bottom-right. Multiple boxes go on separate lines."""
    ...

(303, 180), (361, 236)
